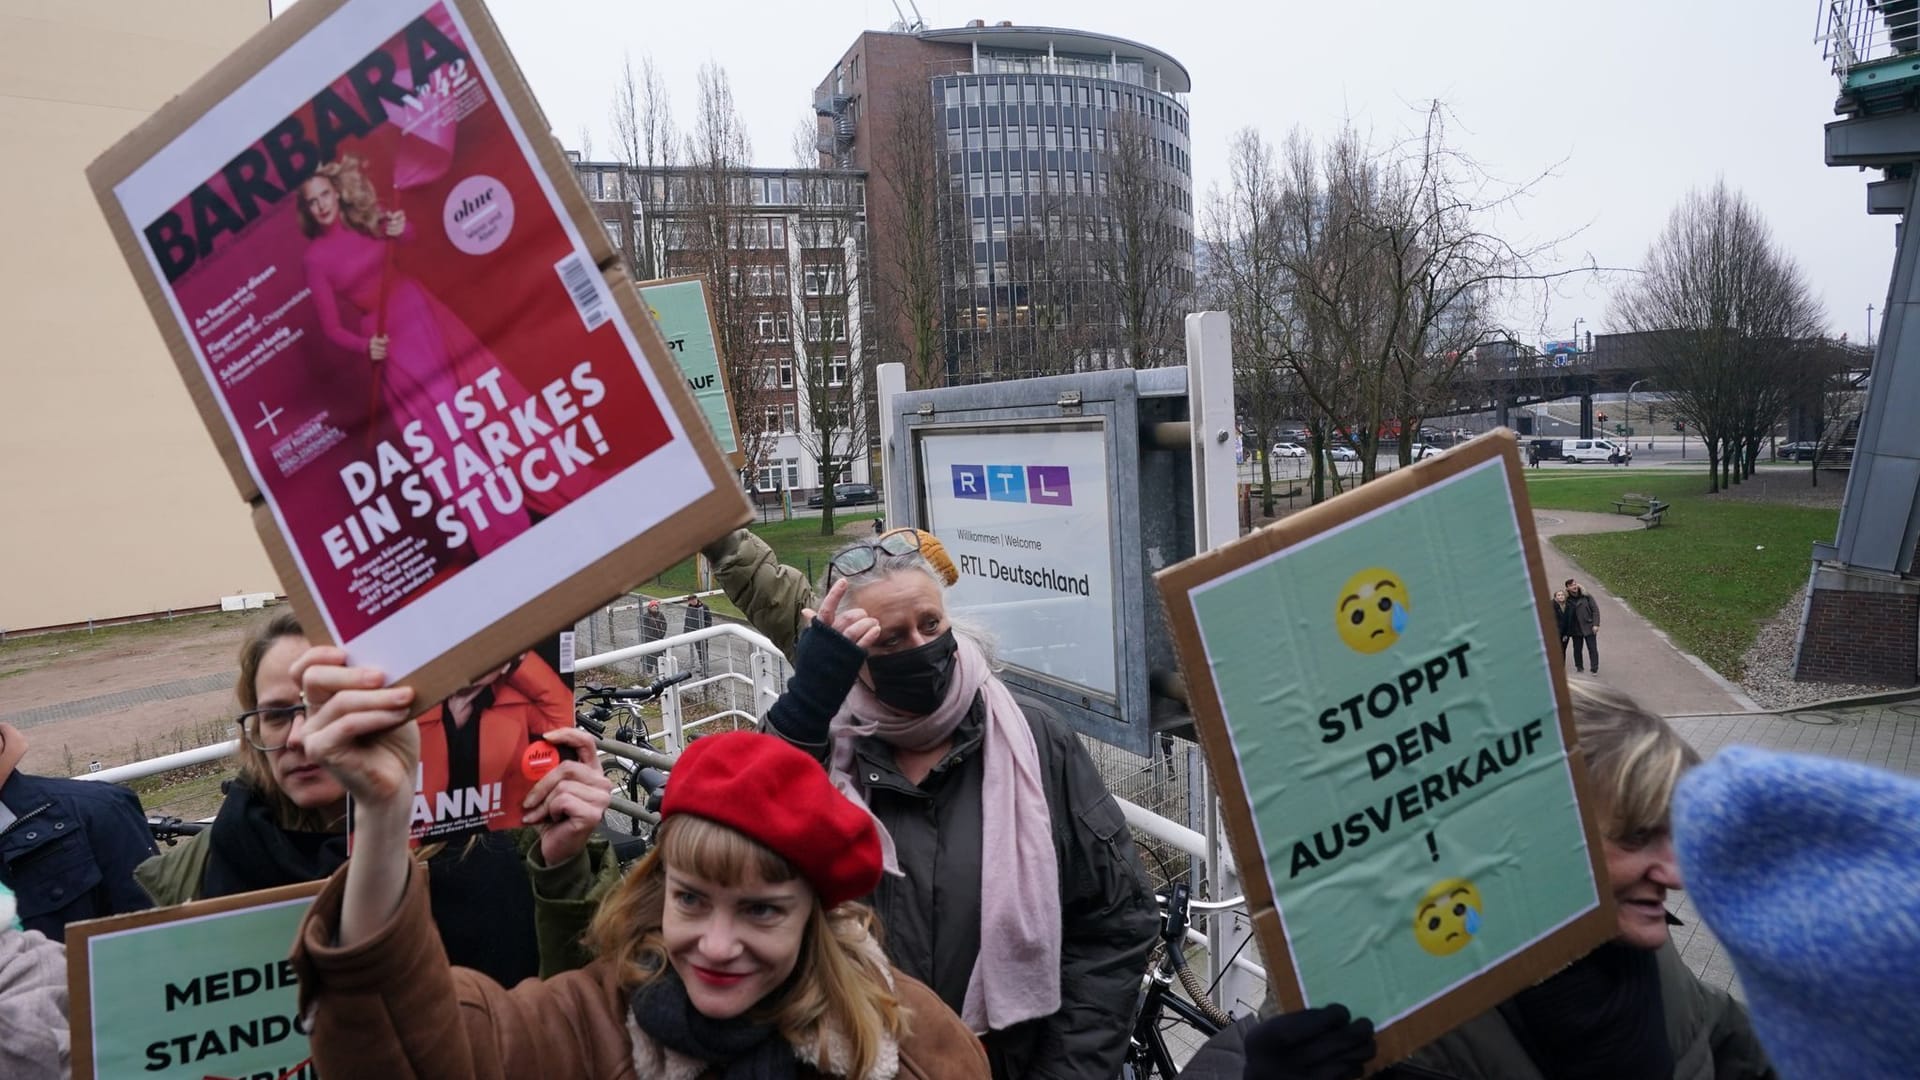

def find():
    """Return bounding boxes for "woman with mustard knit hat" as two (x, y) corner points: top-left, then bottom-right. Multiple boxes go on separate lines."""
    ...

(286, 641), (988, 1079)
(761, 530), (1157, 1080)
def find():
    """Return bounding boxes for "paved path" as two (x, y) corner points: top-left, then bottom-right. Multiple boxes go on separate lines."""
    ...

(1664, 699), (1920, 999)
(0, 672), (232, 729)
(1533, 510), (1759, 716)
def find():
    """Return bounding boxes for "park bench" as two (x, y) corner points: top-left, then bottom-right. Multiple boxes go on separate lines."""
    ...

(1638, 500), (1668, 528)
(1611, 493), (1654, 515)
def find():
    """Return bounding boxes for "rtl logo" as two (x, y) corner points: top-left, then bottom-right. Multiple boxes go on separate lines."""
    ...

(951, 464), (1072, 506)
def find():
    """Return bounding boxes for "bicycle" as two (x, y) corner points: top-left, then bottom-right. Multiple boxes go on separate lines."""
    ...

(576, 673), (690, 841)
(1122, 876), (1242, 1078)
(146, 816), (206, 847)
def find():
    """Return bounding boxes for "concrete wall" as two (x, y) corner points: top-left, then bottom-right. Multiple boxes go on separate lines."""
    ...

(0, 0), (278, 632)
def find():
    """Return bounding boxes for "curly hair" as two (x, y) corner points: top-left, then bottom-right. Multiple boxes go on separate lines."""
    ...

(587, 815), (906, 1078)
(296, 155), (383, 238)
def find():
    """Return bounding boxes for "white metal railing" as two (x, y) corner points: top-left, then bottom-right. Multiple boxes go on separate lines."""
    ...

(65, 619), (1260, 1002)
(1820, 0), (1919, 81)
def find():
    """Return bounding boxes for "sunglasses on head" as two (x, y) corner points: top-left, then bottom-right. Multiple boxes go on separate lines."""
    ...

(826, 528), (923, 586)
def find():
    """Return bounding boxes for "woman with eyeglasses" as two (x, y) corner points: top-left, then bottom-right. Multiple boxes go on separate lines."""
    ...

(762, 529), (1159, 1080)
(134, 612), (621, 985)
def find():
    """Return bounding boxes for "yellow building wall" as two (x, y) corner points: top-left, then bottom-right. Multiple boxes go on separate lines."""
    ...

(0, 0), (277, 631)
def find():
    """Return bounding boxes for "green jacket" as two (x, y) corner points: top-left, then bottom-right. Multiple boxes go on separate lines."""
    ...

(703, 528), (816, 662)
(135, 827), (620, 977)
(1406, 940), (1776, 1080)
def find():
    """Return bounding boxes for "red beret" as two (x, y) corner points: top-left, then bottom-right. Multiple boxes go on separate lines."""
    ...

(661, 731), (883, 909)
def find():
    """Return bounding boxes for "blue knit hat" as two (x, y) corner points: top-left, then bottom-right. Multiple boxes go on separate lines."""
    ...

(1673, 746), (1920, 1078)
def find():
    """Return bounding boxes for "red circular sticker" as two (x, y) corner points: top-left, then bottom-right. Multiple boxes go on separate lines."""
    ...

(521, 742), (561, 782)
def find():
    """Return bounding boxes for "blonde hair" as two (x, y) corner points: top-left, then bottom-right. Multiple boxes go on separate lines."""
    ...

(1569, 682), (1700, 843)
(587, 816), (906, 1077)
(296, 155), (383, 237)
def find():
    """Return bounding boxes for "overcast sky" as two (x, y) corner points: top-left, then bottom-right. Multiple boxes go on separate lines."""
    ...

(290, 0), (1891, 344)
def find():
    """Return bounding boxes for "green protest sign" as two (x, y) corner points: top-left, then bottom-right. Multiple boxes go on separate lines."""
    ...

(1156, 434), (1614, 1067)
(68, 881), (322, 1080)
(639, 276), (743, 465)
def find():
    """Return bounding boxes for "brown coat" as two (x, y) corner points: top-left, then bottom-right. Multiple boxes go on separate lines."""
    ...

(293, 863), (991, 1080)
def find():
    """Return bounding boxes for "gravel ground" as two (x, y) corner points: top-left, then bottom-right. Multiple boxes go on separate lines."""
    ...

(1738, 582), (1910, 709)
(1710, 469), (1846, 509)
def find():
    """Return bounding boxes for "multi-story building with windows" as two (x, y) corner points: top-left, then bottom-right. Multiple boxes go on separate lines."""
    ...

(816, 20), (1194, 385)
(569, 157), (876, 504)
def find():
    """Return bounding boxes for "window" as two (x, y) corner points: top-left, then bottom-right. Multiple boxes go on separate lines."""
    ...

(783, 403), (798, 430)
(603, 219), (622, 248)
(778, 358), (796, 388)
(754, 312), (791, 342)
(829, 355), (849, 386)
(748, 265), (787, 296)
(802, 265), (843, 296)
(806, 312), (847, 341)
(763, 405), (782, 433)
(786, 457), (802, 489)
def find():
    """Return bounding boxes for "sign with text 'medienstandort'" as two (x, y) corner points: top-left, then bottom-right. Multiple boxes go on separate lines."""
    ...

(919, 424), (1117, 698)
(1155, 432), (1616, 1069)
(68, 882), (323, 1080)
(87, 0), (748, 705)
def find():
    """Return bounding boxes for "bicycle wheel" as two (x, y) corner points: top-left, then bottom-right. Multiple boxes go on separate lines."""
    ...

(601, 761), (642, 835)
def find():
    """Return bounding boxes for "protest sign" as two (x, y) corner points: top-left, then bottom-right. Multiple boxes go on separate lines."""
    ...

(1155, 432), (1615, 1066)
(638, 276), (744, 468)
(87, 0), (749, 708)
(68, 881), (323, 1080)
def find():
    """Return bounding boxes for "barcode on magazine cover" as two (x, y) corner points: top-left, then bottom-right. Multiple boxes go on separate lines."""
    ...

(556, 252), (609, 332)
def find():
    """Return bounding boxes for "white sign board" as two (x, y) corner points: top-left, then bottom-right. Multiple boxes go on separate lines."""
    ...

(918, 424), (1117, 697)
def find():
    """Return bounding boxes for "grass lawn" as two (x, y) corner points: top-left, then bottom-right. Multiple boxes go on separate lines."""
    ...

(1523, 472), (1836, 678)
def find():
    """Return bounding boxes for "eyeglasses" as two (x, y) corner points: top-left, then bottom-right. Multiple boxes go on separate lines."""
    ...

(234, 703), (307, 752)
(826, 528), (923, 587)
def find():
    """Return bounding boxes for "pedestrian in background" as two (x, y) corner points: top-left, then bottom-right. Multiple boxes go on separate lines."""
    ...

(1566, 578), (1601, 674)
(682, 593), (712, 672)
(639, 599), (667, 677)
(1552, 588), (1572, 664)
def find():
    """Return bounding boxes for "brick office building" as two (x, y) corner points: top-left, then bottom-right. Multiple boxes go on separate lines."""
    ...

(815, 20), (1195, 386)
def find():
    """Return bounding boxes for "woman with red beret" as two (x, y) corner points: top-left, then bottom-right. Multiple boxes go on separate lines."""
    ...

(285, 643), (989, 1080)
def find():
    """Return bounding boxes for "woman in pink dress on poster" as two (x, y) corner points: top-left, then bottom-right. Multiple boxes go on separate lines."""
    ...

(296, 155), (553, 559)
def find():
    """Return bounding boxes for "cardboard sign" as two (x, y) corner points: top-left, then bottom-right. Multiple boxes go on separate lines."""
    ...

(68, 881), (324, 1080)
(86, 0), (749, 707)
(1154, 432), (1615, 1066)
(638, 276), (744, 468)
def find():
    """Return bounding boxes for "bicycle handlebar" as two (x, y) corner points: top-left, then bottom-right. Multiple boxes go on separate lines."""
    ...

(577, 670), (694, 703)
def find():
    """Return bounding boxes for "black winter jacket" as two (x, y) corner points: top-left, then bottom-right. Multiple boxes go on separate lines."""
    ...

(0, 771), (157, 942)
(778, 697), (1158, 1080)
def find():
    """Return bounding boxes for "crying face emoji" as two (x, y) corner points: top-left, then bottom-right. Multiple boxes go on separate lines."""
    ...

(1414, 878), (1483, 957)
(1336, 568), (1411, 654)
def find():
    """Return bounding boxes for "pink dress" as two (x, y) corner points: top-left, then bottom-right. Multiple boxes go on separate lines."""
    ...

(303, 220), (535, 556)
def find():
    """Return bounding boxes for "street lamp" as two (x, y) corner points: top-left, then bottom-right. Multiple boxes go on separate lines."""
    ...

(1626, 379), (1649, 449)
(1572, 317), (1585, 349)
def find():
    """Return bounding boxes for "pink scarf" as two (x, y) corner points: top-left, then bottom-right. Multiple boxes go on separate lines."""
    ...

(826, 632), (1062, 1034)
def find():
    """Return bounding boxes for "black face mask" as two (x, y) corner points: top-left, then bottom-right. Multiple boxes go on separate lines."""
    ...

(866, 629), (959, 714)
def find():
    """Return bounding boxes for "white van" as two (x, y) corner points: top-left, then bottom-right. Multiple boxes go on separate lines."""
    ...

(1560, 438), (1629, 464)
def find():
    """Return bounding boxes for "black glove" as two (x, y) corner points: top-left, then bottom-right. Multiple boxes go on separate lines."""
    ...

(1243, 1004), (1375, 1080)
(764, 618), (867, 746)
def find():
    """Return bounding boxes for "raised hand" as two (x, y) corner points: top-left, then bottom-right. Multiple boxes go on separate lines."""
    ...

(290, 646), (416, 810)
(382, 210), (407, 237)
(520, 727), (612, 867)
(369, 334), (389, 362)
(803, 577), (881, 649)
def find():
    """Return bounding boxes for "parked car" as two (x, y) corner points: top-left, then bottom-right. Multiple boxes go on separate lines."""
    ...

(1779, 441), (1821, 461)
(1325, 445), (1360, 462)
(1560, 438), (1628, 464)
(1271, 442), (1309, 459)
(1409, 443), (1444, 460)
(807, 482), (879, 508)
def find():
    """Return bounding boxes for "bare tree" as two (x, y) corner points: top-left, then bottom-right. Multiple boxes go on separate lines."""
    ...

(871, 82), (948, 389)
(1093, 111), (1191, 369)
(1203, 128), (1296, 515)
(1612, 181), (1825, 493)
(789, 180), (870, 535)
(675, 62), (771, 473)
(608, 52), (676, 278)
